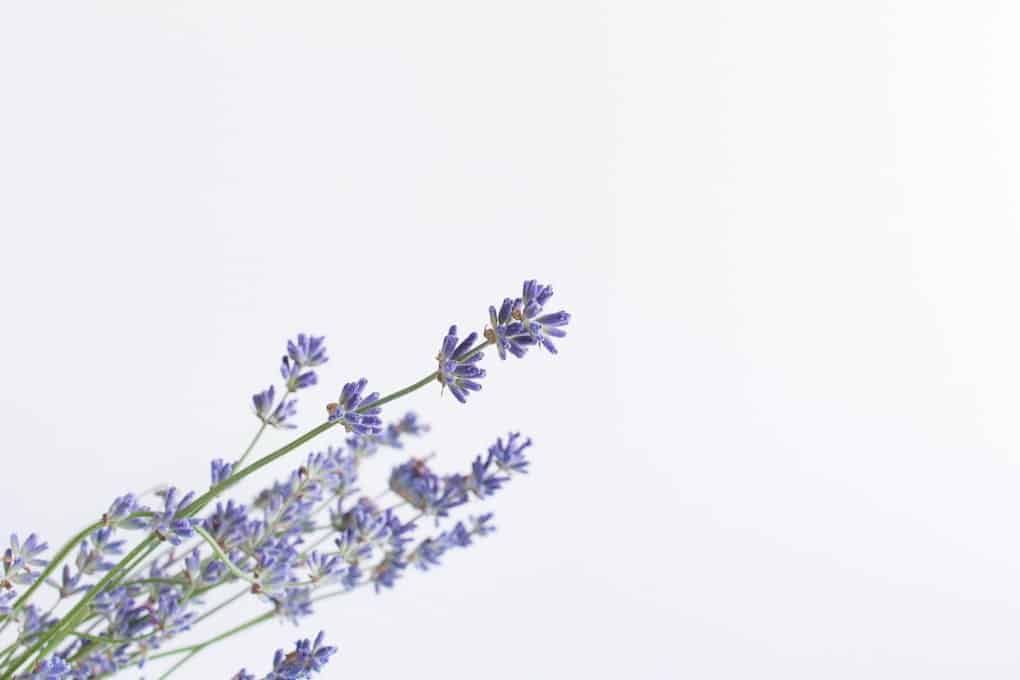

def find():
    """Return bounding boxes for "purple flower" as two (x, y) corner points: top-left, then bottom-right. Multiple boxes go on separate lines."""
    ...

(74, 528), (123, 575)
(486, 279), (571, 357)
(517, 279), (571, 353)
(485, 297), (533, 360)
(253, 386), (298, 430)
(2, 533), (48, 587)
(21, 655), (70, 680)
(462, 454), (510, 499)
(104, 494), (148, 530)
(148, 487), (201, 545)
(369, 553), (407, 592)
(489, 432), (532, 474)
(388, 459), (466, 519)
(280, 356), (318, 392)
(287, 334), (328, 368)
(305, 552), (344, 586)
(436, 325), (486, 403)
(407, 514), (496, 572)
(266, 630), (336, 678)
(211, 458), (234, 486)
(327, 379), (382, 435)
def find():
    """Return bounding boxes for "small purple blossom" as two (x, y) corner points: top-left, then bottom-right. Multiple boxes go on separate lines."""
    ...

(104, 494), (148, 531)
(485, 297), (532, 360)
(388, 459), (466, 520)
(486, 279), (571, 357)
(148, 487), (201, 545)
(287, 334), (328, 368)
(253, 386), (298, 430)
(489, 432), (532, 474)
(436, 325), (486, 403)
(21, 655), (70, 680)
(211, 458), (234, 486)
(518, 279), (571, 353)
(264, 630), (336, 679)
(2, 533), (49, 588)
(281, 356), (318, 392)
(327, 379), (382, 435)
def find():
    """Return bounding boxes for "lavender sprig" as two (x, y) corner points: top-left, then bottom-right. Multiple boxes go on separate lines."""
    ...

(0, 279), (570, 679)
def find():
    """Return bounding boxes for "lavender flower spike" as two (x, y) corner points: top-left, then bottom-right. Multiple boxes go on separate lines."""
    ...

(287, 333), (328, 367)
(517, 279), (571, 353)
(253, 385), (298, 430)
(264, 630), (337, 679)
(436, 325), (486, 403)
(147, 487), (201, 545)
(485, 298), (532, 360)
(327, 378), (382, 435)
(486, 279), (571, 357)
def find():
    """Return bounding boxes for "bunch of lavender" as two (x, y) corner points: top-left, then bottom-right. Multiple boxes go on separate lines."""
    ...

(0, 279), (571, 679)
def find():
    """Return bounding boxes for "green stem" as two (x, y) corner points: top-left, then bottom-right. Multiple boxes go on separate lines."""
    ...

(157, 649), (200, 680)
(234, 421), (268, 468)
(189, 588), (247, 628)
(192, 528), (254, 586)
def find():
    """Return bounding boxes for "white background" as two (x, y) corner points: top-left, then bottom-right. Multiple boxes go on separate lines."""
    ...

(2, 2), (1020, 678)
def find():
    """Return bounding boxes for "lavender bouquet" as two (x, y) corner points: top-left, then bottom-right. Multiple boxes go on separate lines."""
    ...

(0, 279), (571, 679)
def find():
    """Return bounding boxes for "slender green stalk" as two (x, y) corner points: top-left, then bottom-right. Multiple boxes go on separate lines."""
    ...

(189, 588), (247, 628)
(234, 421), (268, 468)
(156, 649), (200, 680)
(153, 611), (275, 679)
(192, 528), (254, 586)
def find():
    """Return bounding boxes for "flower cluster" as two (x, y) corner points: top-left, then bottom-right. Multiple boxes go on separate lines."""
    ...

(0, 279), (570, 679)
(2, 534), (48, 590)
(436, 326), (486, 403)
(253, 334), (329, 430)
(233, 630), (336, 680)
(485, 279), (571, 359)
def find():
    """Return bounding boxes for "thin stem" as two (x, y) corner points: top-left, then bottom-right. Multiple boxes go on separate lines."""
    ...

(157, 649), (200, 680)
(192, 528), (254, 586)
(235, 422), (268, 469)
(150, 611), (274, 661)
(189, 588), (247, 628)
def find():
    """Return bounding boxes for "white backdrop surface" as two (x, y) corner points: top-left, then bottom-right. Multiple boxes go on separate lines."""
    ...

(2, 2), (1020, 678)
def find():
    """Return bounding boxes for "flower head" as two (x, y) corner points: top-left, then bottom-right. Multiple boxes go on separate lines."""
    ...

(287, 334), (328, 368)
(327, 379), (382, 435)
(486, 279), (571, 357)
(253, 386), (298, 430)
(148, 487), (201, 545)
(267, 630), (336, 678)
(104, 494), (148, 531)
(436, 325), (486, 403)
(22, 655), (71, 680)
(2, 533), (48, 587)
(489, 432), (532, 474)
(281, 356), (318, 392)
(210, 458), (234, 486)
(517, 279), (571, 353)
(485, 298), (532, 360)
(389, 459), (466, 519)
